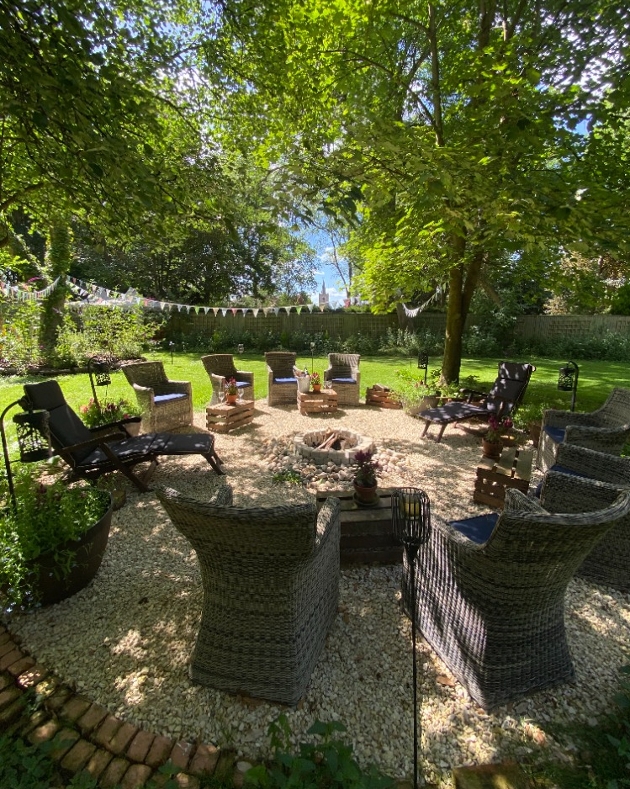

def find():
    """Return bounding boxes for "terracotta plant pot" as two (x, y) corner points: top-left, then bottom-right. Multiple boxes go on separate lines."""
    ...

(353, 481), (378, 506)
(226, 394), (238, 405)
(482, 439), (503, 459)
(29, 494), (113, 606)
(312, 384), (321, 393)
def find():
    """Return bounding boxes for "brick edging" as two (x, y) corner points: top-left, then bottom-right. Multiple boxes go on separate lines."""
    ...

(0, 622), (250, 788)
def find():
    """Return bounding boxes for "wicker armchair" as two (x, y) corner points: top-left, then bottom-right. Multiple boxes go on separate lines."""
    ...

(324, 353), (360, 406)
(550, 443), (630, 591)
(537, 387), (630, 472)
(122, 361), (193, 433)
(156, 486), (341, 705)
(402, 472), (630, 710)
(200, 354), (254, 405)
(265, 351), (298, 406)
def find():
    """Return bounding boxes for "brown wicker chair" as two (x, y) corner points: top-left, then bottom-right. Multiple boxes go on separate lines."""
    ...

(536, 387), (630, 472)
(265, 351), (298, 406)
(402, 471), (630, 710)
(156, 485), (341, 705)
(122, 361), (193, 433)
(200, 354), (254, 405)
(324, 353), (361, 406)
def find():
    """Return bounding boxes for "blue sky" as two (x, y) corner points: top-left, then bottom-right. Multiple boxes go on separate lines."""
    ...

(303, 228), (348, 305)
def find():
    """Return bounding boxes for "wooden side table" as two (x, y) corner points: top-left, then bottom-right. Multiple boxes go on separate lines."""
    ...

(316, 488), (402, 565)
(297, 389), (338, 415)
(473, 447), (533, 508)
(205, 399), (254, 433)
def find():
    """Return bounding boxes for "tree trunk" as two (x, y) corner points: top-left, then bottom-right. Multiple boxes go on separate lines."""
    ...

(39, 223), (72, 361)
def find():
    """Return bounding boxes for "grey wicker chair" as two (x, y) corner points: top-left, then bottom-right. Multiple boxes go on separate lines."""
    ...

(122, 361), (193, 433)
(265, 351), (298, 406)
(200, 354), (254, 405)
(545, 443), (630, 592)
(324, 353), (361, 406)
(156, 486), (341, 705)
(536, 387), (630, 472)
(402, 472), (630, 710)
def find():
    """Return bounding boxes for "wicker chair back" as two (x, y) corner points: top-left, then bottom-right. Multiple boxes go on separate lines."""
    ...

(265, 351), (297, 378)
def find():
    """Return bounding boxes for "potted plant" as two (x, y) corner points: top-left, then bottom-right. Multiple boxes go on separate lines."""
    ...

(80, 397), (142, 436)
(224, 377), (239, 404)
(392, 368), (441, 415)
(352, 449), (380, 505)
(0, 465), (113, 610)
(482, 415), (513, 459)
(310, 371), (322, 392)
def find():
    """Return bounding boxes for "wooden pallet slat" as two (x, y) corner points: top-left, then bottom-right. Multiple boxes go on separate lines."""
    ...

(205, 400), (255, 433)
(366, 386), (402, 409)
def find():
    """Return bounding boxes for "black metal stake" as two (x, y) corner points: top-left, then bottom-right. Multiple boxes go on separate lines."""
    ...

(405, 539), (421, 789)
(310, 342), (315, 374)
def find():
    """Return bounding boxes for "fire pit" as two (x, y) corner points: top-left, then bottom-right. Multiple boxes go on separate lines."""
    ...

(293, 429), (375, 466)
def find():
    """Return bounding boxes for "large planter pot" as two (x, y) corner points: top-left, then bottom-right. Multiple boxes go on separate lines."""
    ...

(353, 481), (378, 506)
(29, 494), (113, 606)
(405, 395), (439, 417)
(124, 417), (142, 437)
(482, 439), (503, 459)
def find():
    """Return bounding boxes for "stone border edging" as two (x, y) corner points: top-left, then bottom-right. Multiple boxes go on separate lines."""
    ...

(0, 622), (250, 788)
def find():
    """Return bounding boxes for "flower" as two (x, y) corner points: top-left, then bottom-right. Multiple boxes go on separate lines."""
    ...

(353, 449), (380, 487)
(310, 371), (321, 386)
(224, 377), (239, 396)
(485, 414), (513, 443)
(80, 397), (141, 428)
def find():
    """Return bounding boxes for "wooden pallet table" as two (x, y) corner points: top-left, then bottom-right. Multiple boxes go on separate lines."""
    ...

(297, 389), (338, 415)
(365, 385), (402, 409)
(205, 399), (254, 433)
(316, 488), (402, 565)
(473, 447), (533, 508)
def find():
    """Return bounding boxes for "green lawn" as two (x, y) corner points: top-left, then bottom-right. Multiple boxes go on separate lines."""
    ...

(0, 352), (626, 428)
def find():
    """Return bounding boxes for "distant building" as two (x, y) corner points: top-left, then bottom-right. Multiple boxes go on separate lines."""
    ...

(318, 280), (330, 308)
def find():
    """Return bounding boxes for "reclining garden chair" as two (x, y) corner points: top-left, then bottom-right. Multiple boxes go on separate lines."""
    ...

(201, 354), (254, 404)
(22, 381), (224, 493)
(324, 353), (361, 406)
(265, 351), (298, 406)
(536, 387), (630, 472)
(122, 360), (193, 433)
(156, 485), (341, 705)
(401, 471), (630, 710)
(418, 361), (536, 443)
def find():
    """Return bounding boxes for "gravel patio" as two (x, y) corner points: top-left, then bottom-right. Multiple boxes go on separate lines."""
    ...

(6, 402), (630, 786)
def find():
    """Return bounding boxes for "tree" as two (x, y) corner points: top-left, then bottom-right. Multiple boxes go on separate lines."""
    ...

(203, 0), (630, 381)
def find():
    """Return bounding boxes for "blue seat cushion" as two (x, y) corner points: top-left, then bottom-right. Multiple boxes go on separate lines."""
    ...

(543, 426), (566, 444)
(235, 381), (249, 389)
(534, 463), (590, 497)
(274, 377), (297, 384)
(449, 513), (499, 544)
(154, 393), (188, 404)
(332, 378), (357, 384)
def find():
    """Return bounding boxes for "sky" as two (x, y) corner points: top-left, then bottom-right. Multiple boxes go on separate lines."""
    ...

(303, 228), (348, 306)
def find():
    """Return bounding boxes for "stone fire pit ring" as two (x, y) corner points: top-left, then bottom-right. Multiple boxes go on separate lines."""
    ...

(293, 429), (375, 466)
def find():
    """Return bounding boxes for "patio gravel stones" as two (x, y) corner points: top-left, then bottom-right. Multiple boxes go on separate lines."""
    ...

(4, 402), (630, 787)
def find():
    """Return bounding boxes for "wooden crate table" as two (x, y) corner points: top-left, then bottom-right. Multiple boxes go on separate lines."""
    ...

(473, 447), (533, 508)
(205, 399), (254, 433)
(366, 385), (402, 409)
(297, 389), (338, 415)
(316, 488), (402, 566)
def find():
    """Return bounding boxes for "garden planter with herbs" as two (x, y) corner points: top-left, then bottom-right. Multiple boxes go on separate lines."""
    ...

(0, 467), (113, 610)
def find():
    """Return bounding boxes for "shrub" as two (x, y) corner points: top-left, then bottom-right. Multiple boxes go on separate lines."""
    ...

(0, 300), (44, 372)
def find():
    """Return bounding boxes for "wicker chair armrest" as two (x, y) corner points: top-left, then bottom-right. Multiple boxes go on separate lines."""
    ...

(543, 408), (600, 428)
(235, 370), (254, 384)
(131, 384), (154, 409)
(564, 424), (627, 443)
(540, 470), (623, 514)
(315, 496), (341, 548)
(555, 443), (630, 485)
(324, 367), (333, 381)
(211, 373), (227, 388)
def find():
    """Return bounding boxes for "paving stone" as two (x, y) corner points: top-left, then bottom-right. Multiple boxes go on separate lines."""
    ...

(0, 632), (10, 647)
(109, 721), (138, 755)
(0, 673), (12, 692)
(28, 718), (61, 746)
(61, 738), (98, 773)
(59, 695), (91, 724)
(188, 742), (219, 776)
(6, 655), (35, 677)
(126, 729), (155, 762)
(76, 702), (108, 734)
(0, 648), (23, 671)
(170, 740), (194, 771)
(0, 685), (22, 710)
(93, 713), (123, 749)
(84, 747), (113, 780)
(49, 727), (81, 761)
(0, 697), (26, 730)
(16, 664), (49, 689)
(46, 686), (73, 712)
(34, 676), (60, 699)
(175, 774), (200, 789)
(100, 756), (131, 788)
(14, 708), (50, 737)
(145, 734), (175, 768)
(121, 763), (153, 789)
(453, 763), (532, 789)
(0, 639), (17, 658)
